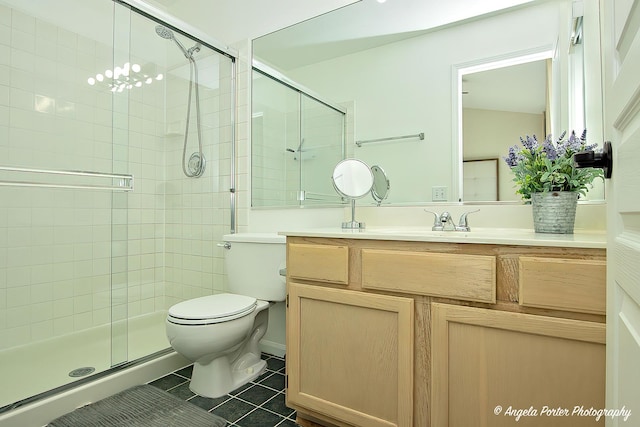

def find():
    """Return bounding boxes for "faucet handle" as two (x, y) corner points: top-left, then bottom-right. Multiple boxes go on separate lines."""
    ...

(424, 209), (444, 231)
(456, 209), (480, 231)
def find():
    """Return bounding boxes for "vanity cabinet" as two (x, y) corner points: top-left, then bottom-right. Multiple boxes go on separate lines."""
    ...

(284, 236), (606, 427)
(287, 282), (414, 427)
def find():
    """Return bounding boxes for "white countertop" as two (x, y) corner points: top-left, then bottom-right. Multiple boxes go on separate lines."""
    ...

(279, 227), (607, 249)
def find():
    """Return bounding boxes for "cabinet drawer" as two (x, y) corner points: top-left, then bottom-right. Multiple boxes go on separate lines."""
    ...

(519, 257), (606, 314)
(288, 243), (349, 284)
(361, 249), (496, 303)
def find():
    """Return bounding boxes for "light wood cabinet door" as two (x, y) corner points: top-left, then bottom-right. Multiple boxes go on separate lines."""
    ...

(431, 303), (605, 427)
(287, 282), (414, 427)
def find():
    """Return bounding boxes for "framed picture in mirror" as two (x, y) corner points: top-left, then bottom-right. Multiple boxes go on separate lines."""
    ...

(463, 159), (498, 202)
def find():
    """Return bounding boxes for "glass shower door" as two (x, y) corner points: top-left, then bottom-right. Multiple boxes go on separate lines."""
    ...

(0, 0), (236, 412)
(251, 70), (301, 207)
(251, 68), (346, 207)
(299, 94), (345, 205)
(0, 0), (129, 407)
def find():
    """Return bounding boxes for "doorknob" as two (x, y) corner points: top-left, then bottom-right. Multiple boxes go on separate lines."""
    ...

(574, 141), (613, 178)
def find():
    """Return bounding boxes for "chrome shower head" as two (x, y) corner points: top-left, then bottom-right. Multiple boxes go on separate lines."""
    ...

(155, 25), (174, 40)
(155, 25), (191, 59)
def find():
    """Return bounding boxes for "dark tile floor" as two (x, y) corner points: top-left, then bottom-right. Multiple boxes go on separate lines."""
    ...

(149, 353), (300, 427)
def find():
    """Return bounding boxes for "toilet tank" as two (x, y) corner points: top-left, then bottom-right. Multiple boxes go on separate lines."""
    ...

(223, 233), (286, 302)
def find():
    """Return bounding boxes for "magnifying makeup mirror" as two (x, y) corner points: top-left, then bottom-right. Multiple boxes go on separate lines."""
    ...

(370, 165), (390, 206)
(332, 159), (374, 229)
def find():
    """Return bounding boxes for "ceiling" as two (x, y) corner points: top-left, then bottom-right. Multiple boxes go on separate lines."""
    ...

(463, 60), (548, 114)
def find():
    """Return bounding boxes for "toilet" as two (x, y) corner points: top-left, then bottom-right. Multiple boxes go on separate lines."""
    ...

(165, 233), (286, 398)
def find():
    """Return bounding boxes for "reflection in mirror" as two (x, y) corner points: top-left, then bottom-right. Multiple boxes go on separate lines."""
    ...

(332, 159), (373, 229)
(252, 0), (604, 205)
(460, 56), (550, 202)
(371, 165), (390, 205)
(458, 49), (604, 202)
(251, 68), (346, 207)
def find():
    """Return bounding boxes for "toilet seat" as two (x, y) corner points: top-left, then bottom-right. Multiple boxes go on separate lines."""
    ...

(167, 293), (257, 325)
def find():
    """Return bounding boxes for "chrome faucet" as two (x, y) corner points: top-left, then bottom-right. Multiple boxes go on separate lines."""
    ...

(424, 209), (480, 231)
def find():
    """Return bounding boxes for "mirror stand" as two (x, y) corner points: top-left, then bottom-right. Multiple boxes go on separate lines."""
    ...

(343, 199), (365, 229)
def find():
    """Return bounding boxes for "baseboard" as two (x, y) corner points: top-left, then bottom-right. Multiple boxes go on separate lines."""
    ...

(260, 340), (286, 358)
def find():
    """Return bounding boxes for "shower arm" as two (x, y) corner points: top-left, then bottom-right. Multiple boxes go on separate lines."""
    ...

(172, 37), (190, 59)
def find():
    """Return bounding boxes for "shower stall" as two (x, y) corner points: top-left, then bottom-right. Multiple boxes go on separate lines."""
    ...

(0, 0), (235, 411)
(251, 66), (346, 208)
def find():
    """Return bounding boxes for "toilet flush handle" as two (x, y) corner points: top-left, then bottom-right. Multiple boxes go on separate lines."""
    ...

(217, 242), (231, 249)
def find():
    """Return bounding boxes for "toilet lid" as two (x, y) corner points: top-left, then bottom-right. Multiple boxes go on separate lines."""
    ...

(168, 293), (257, 324)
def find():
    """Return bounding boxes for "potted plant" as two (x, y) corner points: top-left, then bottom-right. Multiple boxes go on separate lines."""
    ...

(504, 130), (603, 233)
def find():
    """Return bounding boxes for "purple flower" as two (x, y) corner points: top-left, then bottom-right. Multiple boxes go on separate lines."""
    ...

(566, 130), (583, 152)
(579, 129), (587, 142)
(542, 134), (558, 161)
(503, 144), (521, 167)
(520, 135), (538, 151)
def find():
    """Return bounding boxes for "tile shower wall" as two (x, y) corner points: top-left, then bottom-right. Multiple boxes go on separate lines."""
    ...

(0, 4), (122, 350)
(122, 50), (166, 320)
(162, 49), (233, 308)
(0, 3), (233, 351)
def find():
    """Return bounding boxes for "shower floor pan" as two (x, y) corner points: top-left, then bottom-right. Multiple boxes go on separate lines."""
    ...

(0, 311), (170, 409)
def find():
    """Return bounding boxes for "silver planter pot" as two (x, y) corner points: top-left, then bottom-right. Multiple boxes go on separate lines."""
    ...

(531, 191), (579, 234)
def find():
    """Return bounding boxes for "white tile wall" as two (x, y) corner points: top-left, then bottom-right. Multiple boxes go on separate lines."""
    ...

(159, 47), (233, 308)
(0, 5), (233, 352)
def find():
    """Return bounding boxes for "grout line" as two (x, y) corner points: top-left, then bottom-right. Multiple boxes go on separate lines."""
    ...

(163, 354), (292, 426)
(238, 395), (292, 419)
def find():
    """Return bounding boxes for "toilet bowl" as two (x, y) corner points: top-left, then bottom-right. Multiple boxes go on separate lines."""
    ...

(165, 233), (286, 398)
(166, 293), (270, 398)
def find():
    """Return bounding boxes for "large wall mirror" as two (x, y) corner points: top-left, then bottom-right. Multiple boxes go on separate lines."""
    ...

(252, 0), (604, 206)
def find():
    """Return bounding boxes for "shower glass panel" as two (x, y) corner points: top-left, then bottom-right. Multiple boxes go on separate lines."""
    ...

(251, 70), (301, 207)
(0, 0), (234, 410)
(0, 0), (122, 407)
(251, 68), (345, 207)
(299, 94), (345, 205)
